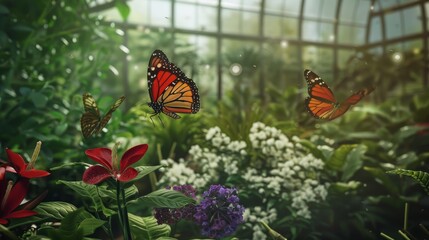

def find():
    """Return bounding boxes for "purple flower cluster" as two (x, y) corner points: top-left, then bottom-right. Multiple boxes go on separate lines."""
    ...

(194, 184), (245, 238)
(154, 185), (197, 224)
(154, 184), (245, 238)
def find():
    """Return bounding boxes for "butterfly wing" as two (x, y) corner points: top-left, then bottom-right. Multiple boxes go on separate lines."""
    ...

(147, 49), (200, 119)
(304, 69), (338, 120)
(81, 93), (101, 138)
(329, 86), (375, 120)
(98, 96), (126, 132)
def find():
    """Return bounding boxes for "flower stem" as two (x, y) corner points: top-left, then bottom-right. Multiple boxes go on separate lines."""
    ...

(28, 141), (42, 170)
(116, 180), (127, 240)
(121, 185), (132, 240)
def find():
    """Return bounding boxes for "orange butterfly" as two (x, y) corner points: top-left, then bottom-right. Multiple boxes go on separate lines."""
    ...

(147, 50), (200, 121)
(304, 69), (374, 120)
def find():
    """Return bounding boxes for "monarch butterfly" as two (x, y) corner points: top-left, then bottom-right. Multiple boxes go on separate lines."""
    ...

(304, 69), (374, 120)
(147, 50), (200, 122)
(80, 93), (125, 138)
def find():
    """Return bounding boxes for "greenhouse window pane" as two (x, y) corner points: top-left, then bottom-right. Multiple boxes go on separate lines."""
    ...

(222, 0), (261, 11)
(368, 16), (382, 43)
(338, 25), (365, 45)
(265, 0), (284, 15)
(128, 0), (150, 24)
(302, 46), (334, 78)
(175, 3), (217, 32)
(304, 0), (323, 18)
(385, 11), (402, 39)
(242, 11), (259, 35)
(402, 6), (422, 36)
(148, 0), (171, 27)
(302, 20), (334, 42)
(264, 15), (298, 39)
(320, 0), (338, 21)
(339, 1), (357, 24)
(175, 3), (197, 30)
(379, 0), (399, 9)
(284, 0), (302, 17)
(354, 0), (371, 25)
(222, 9), (241, 33)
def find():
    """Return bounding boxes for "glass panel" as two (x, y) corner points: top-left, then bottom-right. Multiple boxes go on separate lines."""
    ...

(149, 0), (171, 27)
(242, 11), (259, 35)
(302, 20), (334, 42)
(385, 11), (403, 39)
(338, 49), (355, 69)
(369, 16), (382, 43)
(175, 3), (197, 30)
(320, 0), (338, 21)
(198, 5), (218, 31)
(222, 0), (261, 11)
(128, 0), (150, 24)
(265, 0), (284, 14)
(304, 0), (323, 18)
(402, 6), (422, 36)
(222, 9), (241, 33)
(338, 25), (365, 45)
(284, 0), (302, 17)
(264, 15), (298, 38)
(379, 0), (399, 9)
(339, 1), (357, 24)
(354, 0), (371, 24)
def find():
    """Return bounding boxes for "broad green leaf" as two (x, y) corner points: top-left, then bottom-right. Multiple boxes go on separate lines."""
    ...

(131, 189), (195, 209)
(0, 224), (19, 240)
(128, 214), (170, 240)
(58, 180), (116, 216)
(8, 202), (77, 229)
(329, 181), (361, 193)
(387, 168), (429, 195)
(98, 184), (138, 201)
(326, 144), (356, 171)
(396, 152), (418, 166)
(341, 145), (367, 181)
(394, 125), (424, 143)
(133, 165), (163, 182)
(296, 139), (326, 161)
(79, 218), (106, 235)
(115, 1), (130, 20)
(30, 92), (48, 108)
(35, 201), (78, 219)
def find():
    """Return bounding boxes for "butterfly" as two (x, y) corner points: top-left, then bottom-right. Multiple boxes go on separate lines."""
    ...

(80, 93), (125, 138)
(304, 69), (374, 120)
(147, 49), (200, 123)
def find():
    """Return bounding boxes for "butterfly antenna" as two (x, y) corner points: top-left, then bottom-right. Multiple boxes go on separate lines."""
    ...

(149, 115), (156, 127)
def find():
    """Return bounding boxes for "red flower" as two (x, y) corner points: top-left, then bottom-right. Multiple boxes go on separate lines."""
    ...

(83, 144), (148, 184)
(0, 179), (37, 225)
(5, 149), (50, 179)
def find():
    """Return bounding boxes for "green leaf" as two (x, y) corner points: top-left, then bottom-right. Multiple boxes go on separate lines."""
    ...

(58, 180), (116, 216)
(396, 152), (418, 166)
(387, 168), (429, 195)
(30, 92), (48, 108)
(128, 214), (170, 240)
(297, 139), (326, 161)
(0, 4), (10, 14)
(131, 189), (195, 209)
(35, 201), (78, 219)
(326, 144), (356, 171)
(115, 1), (130, 21)
(341, 145), (366, 181)
(8, 202), (77, 229)
(131, 165), (163, 182)
(40, 208), (104, 240)
(0, 224), (19, 240)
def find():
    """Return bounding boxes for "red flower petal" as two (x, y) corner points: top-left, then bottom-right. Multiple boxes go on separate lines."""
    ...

(120, 144), (148, 170)
(118, 167), (138, 182)
(3, 180), (29, 216)
(83, 165), (112, 185)
(0, 218), (7, 224)
(3, 209), (37, 219)
(20, 169), (50, 179)
(85, 148), (113, 169)
(0, 167), (4, 181)
(6, 149), (26, 172)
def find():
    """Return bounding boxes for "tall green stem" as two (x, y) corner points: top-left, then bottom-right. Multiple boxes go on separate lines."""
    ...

(121, 186), (132, 240)
(116, 181), (128, 240)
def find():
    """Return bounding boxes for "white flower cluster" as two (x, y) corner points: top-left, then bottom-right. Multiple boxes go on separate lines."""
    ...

(243, 207), (278, 240)
(158, 122), (331, 239)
